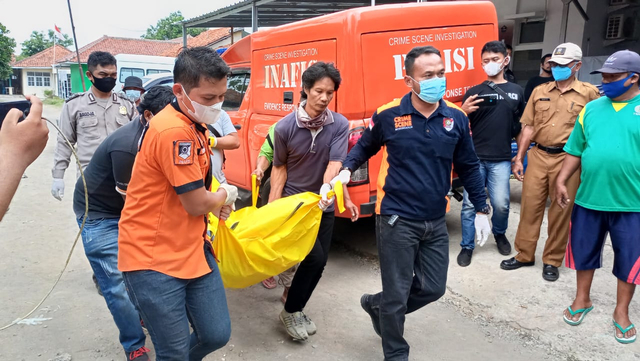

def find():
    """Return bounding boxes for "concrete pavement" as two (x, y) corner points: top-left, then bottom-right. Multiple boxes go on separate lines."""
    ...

(0, 104), (631, 360)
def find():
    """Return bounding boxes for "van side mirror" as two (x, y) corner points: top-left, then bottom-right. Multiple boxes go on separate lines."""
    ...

(283, 91), (294, 104)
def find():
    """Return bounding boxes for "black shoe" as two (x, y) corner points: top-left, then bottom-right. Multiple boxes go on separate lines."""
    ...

(457, 248), (473, 267)
(92, 274), (103, 296)
(360, 294), (381, 337)
(542, 264), (559, 282)
(494, 234), (512, 256)
(500, 257), (535, 270)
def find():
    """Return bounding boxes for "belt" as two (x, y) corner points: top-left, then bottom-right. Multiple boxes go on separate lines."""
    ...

(536, 143), (565, 154)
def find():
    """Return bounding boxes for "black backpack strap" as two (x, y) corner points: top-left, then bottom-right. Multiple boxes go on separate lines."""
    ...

(482, 80), (520, 117)
(206, 124), (226, 165)
(265, 133), (274, 150)
(206, 124), (223, 138)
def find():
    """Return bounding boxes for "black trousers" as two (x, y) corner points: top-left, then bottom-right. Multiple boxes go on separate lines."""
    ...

(284, 212), (335, 313)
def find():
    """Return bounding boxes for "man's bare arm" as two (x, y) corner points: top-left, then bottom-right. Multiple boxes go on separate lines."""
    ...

(178, 187), (228, 217)
(268, 165), (287, 203)
(323, 161), (342, 184)
(213, 133), (240, 150)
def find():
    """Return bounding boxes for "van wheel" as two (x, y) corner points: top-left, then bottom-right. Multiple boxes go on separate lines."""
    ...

(258, 177), (271, 208)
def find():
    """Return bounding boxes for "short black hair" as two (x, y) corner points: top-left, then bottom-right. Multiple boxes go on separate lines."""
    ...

(87, 51), (116, 72)
(174, 47), (231, 92)
(404, 46), (441, 77)
(300, 62), (342, 100)
(481, 41), (508, 57)
(137, 86), (174, 116)
(541, 53), (552, 64)
(506, 44), (513, 52)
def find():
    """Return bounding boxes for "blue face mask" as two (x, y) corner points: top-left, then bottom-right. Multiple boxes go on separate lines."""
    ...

(601, 73), (636, 99)
(551, 63), (577, 81)
(410, 76), (447, 104)
(125, 89), (141, 102)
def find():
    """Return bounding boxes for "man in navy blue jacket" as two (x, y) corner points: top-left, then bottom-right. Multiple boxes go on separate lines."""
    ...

(338, 46), (490, 361)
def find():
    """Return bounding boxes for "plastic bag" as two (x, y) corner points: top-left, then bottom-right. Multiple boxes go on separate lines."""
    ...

(208, 175), (343, 288)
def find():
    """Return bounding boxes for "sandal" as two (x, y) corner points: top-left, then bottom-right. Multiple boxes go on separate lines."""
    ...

(563, 305), (594, 326)
(261, 277), (277, 289)
(613, 319), (637, 344)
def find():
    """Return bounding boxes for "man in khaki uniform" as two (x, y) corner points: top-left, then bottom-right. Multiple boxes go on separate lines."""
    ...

(500, 43), (599, 282)
(51, 51), (133, 201)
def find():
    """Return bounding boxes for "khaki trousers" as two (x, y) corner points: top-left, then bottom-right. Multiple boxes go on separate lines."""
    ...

(514, 147), (580, 267)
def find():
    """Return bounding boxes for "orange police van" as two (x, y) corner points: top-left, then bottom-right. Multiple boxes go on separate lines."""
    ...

(221, 1), (498, 218)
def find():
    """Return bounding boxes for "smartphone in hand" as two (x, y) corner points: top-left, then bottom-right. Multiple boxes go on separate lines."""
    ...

(476, 94), (499, 107)
(0, 96), (31, 129)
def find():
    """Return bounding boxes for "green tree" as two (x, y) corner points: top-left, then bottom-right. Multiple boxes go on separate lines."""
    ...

(20, 29), (73, 58)
(143, 11), (205, 40)
(0, 23), (16, 80)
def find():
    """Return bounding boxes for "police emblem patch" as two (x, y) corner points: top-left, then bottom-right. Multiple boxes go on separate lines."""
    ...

(554, 47), (566, 55)
(443, 118), (454, 131)
(119, 106), (127, 115)
(174, 140), (194, 165)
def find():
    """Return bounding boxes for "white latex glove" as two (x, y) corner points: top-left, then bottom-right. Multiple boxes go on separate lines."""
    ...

(319, 183), (332, 201)
(475, 213), (491, 247)
(319, 183), (334, 210)
(318, 197), (334, 211)
(51, 178), (65, 201)
(330, 169), (351, 187)
(218, 183), (238, 206)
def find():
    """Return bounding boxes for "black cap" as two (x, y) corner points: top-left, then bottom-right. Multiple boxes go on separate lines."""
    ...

(123, 76), (144, 90)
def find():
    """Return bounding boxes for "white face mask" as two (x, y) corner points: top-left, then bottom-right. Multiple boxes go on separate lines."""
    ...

(180, 85), (223, 125)
(483, 56), (509, 77)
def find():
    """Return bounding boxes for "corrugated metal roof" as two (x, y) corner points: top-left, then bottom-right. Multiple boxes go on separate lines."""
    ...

(183, 0), (412, 28)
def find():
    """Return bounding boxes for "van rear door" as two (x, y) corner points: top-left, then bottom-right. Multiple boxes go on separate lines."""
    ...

(361, 25), (495, 115)
(244, 40), (338, 186)
(252, 39), (338, 116)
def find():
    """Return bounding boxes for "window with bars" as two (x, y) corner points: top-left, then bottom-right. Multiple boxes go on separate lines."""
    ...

(26, 71), (51, 87)
(606, 15), (624, 39)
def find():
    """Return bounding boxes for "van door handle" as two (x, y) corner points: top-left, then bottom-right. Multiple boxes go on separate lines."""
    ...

(234, 124), (242, 130)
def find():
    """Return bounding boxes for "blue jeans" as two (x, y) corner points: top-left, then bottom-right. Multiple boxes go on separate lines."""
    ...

(369, 215), (449, 361)
(123, 244), (231, 361)
(76, 217), (146, 353)
(460, 160), (511, 250)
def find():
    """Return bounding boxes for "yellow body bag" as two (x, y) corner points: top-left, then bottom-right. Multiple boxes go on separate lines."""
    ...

(208, 175), (344, 288)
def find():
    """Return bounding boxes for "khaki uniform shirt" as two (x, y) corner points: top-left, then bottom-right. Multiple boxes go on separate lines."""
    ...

(52, 88), (134, 179)
(520, 78), (600, 147)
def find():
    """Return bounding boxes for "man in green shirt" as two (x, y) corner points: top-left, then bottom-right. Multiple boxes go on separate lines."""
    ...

(556, 50), (640, 344)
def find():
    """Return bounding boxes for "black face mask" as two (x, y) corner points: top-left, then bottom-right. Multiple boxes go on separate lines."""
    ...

(90, 73), (116, 93)
(541, 67), (552, 75)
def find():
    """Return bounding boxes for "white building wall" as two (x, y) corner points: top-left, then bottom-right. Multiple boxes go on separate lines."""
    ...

(21, 68), (56, 98)
(490, 0), (587, 53)
(210, 30), (246, 48)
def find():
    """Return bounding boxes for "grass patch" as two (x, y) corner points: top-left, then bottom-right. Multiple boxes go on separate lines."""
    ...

(43, 97), (64, 106)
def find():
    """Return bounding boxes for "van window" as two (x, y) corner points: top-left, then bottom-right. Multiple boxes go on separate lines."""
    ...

(223, 73), (250, 111)
(146, 69), (171, 75)
(120, 68), (145, 83)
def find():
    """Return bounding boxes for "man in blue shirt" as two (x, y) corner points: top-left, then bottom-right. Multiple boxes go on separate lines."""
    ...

(339, 46), (490, 361)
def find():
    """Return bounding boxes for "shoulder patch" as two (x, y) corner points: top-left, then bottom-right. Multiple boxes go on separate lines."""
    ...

(174, 140), (194, 165)
(376, 98), (402, 114)
(65, 93), (83, 103)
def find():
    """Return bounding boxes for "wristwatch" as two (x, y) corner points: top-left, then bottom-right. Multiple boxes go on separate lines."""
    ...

(477, 204), (491, 215)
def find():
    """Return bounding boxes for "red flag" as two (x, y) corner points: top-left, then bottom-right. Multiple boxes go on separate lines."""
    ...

(54, 25), (64, 40)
